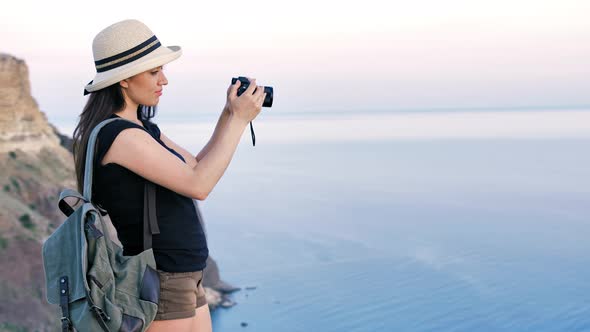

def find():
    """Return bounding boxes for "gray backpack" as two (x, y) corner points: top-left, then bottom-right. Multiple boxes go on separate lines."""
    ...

(42, 118), (161, 332)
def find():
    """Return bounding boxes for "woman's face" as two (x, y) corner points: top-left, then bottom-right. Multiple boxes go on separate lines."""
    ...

(120, 66), (167, 107)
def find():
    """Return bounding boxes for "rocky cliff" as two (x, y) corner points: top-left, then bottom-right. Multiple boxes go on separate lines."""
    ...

(0, 53), (237, 332)
(0, 54), (63, 154)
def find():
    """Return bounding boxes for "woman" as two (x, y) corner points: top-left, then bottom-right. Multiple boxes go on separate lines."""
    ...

(72, 19), (264, 332)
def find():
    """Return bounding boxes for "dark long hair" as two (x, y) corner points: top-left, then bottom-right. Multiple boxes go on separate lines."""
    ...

(72, 83), (156, 195)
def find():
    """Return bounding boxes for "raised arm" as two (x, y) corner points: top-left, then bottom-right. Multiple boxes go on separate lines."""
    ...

(195, 78), (252, 162)
(161, 80), (254, 165)
(104, 78), (265, 200)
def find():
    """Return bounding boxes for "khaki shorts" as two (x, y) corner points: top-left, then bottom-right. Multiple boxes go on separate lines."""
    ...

(154, 269), (208, 320)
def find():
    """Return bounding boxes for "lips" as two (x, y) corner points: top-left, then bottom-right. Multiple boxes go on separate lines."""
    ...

(155, 90), (162, 95)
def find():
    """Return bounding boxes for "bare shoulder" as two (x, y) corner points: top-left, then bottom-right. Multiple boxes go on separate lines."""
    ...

(103, 127), (202, 199)
(159, 132), (198, 168)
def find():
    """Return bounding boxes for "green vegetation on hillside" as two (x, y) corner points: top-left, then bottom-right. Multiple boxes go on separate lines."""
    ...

(0, 322), (27, 332)
(18, 214), (35, 231)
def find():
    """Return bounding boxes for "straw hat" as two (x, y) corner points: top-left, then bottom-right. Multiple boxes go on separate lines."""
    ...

(83, 19), (181, 95)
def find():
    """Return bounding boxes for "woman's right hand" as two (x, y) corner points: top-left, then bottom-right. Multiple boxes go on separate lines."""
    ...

(225, 77), (266, 123)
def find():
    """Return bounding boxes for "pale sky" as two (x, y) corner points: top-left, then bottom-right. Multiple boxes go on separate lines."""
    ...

(1, 0), (589, 125)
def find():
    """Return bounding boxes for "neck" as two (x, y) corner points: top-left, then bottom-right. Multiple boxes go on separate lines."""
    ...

(115, 96), (142, 125)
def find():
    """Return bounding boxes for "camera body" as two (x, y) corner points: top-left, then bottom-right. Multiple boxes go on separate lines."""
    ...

(231, 76), (274, 107)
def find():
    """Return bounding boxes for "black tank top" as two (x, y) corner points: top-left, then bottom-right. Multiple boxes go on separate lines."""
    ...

(92, 113), (208, 272)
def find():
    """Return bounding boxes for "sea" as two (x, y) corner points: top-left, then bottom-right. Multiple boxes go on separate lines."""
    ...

(60, 108), (590, 331)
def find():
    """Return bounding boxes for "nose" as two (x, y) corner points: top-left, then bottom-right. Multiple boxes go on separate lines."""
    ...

(159, 71), (168, 86)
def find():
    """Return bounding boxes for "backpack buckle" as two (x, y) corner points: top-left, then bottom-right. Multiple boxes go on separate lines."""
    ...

(60, 316), (72, 331)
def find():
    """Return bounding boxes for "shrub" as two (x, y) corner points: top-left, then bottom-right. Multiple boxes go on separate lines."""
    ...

(18, 213), (35, 231)
(10, 178), (20, 191)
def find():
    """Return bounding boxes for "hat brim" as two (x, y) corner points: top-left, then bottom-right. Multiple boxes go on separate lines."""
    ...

(84, 45), (181, 93)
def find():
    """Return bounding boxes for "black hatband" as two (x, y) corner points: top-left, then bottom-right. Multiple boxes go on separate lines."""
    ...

(94, 35), (161, 73)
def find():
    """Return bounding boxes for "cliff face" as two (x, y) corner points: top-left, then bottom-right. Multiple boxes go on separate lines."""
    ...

(0, 53), (236, 332)
(0, 53), (75, 236)
(0, 53), (75, 332)
(0, 54), (63, 153)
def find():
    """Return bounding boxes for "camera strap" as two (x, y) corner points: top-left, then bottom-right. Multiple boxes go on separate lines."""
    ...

(250, 121), (256, 146)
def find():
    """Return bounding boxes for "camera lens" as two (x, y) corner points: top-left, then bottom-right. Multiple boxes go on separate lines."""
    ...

(262, 86), (273, 107)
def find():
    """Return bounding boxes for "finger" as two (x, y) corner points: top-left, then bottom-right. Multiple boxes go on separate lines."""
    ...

(245, 78), (257, 95)
(253, 90), (263, 102)
(229, 80), (241, 97)
(257, 92), (266, 107)
(253, 85), (265, 98)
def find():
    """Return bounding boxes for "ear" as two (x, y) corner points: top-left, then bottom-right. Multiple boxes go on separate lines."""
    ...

(120, 79), (129, 89)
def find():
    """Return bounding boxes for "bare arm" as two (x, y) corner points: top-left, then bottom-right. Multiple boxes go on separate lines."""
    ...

(195, 79), (255, 162)
(196, 106), (231, 162)
(103, 78), (264, 200)
(159, 133), (198, 169)
(189, 113), (248, 198)
(159, 105), (239, 166)
(162, 94), (244, 164)
(104, 115), (248, 200)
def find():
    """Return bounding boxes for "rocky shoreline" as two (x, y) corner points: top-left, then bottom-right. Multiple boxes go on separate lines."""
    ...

(201, 256), (241, 310)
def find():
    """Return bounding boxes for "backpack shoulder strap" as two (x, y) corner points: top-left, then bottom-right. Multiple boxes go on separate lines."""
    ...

(83, 117), (161, 250)
(83, 117), (140, 201)
(58, 189), (88, 217)
(143, 181), (160, 250)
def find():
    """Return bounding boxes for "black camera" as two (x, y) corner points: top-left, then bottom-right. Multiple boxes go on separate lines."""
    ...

(231, 76), (274, 108)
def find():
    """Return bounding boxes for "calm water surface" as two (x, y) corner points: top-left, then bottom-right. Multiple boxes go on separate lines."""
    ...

(181, 110), (590, 331)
